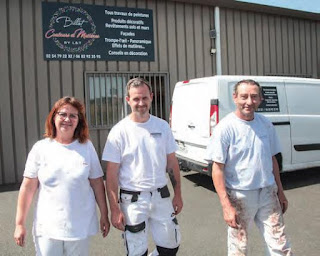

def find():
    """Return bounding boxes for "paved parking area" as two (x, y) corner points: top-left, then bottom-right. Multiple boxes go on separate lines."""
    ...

(1, 168), (320, 255)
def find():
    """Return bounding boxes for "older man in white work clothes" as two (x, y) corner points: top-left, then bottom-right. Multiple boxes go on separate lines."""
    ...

(206, 79), (293, 256)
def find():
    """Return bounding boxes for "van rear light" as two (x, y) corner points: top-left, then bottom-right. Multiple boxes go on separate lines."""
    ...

(182, 80), (190, 84)
(169, 104), (173, 127)
(210, 99), (219, 135)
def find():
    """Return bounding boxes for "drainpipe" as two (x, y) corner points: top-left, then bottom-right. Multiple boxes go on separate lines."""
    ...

(215, 6), (222, 75)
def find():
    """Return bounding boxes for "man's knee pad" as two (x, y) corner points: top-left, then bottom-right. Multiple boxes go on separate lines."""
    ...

(156, 245), (179, 256)
(123, 222), (148, 256)
(125, 221), (145, 233)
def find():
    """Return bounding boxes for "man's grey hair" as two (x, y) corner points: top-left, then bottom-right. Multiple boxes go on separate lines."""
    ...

(234, 79), (262, 97)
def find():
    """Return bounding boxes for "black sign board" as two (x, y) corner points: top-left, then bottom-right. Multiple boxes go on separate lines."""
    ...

(42, 2), (154, 61)
(257, 86), (280, 112)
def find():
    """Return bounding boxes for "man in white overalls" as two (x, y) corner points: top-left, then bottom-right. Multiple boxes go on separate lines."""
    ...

(103, 78), (183, 256)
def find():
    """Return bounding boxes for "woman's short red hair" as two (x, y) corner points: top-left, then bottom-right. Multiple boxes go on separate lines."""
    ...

(44, 96), (89, 143)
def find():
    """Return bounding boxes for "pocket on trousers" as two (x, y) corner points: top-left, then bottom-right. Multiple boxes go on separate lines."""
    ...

(172, 218), (181, 245)
(120, 193), (134, 204)
(159, 186), (170, 198)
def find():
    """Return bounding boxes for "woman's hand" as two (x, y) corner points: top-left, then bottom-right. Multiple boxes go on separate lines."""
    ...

(14, 177), (38, 247)
(14, 224), (27, 247)
(100, 214), (111, 237)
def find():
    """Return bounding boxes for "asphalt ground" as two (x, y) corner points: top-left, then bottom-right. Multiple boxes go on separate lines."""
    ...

(1, 168), (320, 255)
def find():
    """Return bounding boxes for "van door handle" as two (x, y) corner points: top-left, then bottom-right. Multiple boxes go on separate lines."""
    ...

(188, 124), (195, 129)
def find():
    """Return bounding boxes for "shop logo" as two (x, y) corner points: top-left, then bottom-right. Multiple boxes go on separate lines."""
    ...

(45, 6), (100, 53)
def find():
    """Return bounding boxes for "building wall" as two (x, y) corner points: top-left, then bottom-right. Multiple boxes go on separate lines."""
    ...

(1, 0), (319, 185)
(219, 8), (320, 77)
(0, 0), (215, 185)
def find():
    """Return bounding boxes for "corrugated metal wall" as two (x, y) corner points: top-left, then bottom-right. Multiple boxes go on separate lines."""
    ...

(1, 0), (319, 185)
(219, 8), (320, 77)
(0, 0), (215, 185)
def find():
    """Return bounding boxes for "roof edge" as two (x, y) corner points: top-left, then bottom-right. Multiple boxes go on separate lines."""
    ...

(169, 0), (320, 21)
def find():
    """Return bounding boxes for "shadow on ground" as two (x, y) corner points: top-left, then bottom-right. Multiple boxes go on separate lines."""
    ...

(182, 171), (216, 192)
(280, 167), (320, 190)
(182, 167), (320, 192)
(0, 183), (21, 193)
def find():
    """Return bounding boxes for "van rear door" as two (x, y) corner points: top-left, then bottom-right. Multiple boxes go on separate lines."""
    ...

(171, 78), (218, 167)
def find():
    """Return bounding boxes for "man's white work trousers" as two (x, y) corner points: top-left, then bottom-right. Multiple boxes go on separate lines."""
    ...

(34, 236), (89, 256)
(120, 186), (181, 256)
(227, 184), (293, 256)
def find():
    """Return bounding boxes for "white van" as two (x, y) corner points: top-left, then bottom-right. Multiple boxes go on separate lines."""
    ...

(170, 76), (320, 174)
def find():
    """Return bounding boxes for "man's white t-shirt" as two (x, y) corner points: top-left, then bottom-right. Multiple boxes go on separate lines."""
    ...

(206, 112), (281, 190)
(102, 115), (177, 191)
(24, 138), (103, 240)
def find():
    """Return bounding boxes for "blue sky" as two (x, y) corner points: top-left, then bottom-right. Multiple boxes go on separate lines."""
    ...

(236, 0), (320, 14)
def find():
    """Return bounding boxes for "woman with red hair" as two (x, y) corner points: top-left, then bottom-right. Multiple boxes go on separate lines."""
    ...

(14, 96), (110, 255)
